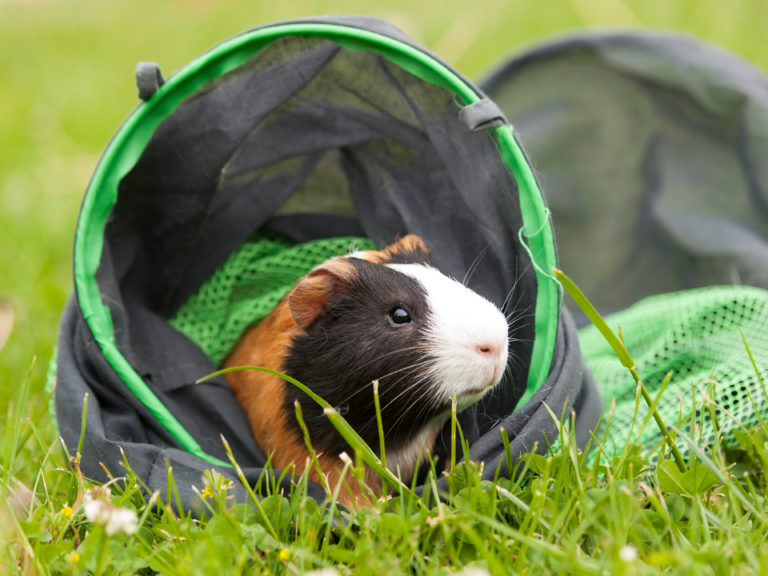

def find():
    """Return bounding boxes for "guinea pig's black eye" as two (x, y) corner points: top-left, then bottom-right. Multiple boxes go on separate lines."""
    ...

(389, 307), (412, 325)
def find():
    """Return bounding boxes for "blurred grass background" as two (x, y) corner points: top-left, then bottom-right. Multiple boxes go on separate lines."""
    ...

(1, 0), (767, 433)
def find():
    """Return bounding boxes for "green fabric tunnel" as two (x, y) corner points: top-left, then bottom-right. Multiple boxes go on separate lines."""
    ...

(54, 17), (598, 510)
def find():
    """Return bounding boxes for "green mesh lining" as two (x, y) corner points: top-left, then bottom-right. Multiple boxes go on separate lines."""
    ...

(171, 232), (376, 365)
(579, 285), (768, 459)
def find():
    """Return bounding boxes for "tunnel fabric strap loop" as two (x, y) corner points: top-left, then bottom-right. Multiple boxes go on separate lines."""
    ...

(458, 98), (508, 131)
(136, 62), (166, 101)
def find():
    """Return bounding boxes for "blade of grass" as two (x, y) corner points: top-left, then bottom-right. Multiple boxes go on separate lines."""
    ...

(741, 329), (767, 402)
(552, 268), (687, 473)
(499, 427), (514, 477)
(552, 269), (632, 368)
(450, 395), (457, 473)
(199, 366), (415, 501)
(76, 392), (89, 463)
(3, 358), (36, 492)
(372, 380), (386, 479)
(219, 434), (279, 540)
(293, 399), (331, 497)
(671, 425), (766, 526)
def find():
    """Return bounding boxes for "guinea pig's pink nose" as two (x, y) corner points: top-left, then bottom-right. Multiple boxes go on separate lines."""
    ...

(476, 343), (503, 358)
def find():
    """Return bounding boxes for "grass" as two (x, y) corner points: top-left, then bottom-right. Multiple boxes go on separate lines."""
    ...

(4, 358), (768, 574)
(2, 0), (768, 573)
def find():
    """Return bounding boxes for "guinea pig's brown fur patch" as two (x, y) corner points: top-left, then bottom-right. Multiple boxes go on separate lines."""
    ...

(224, 256), (379, 506)
(223, 297), (300, 471)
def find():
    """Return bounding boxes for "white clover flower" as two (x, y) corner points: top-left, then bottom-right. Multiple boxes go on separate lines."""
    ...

(304, 570), (340, 576)
(83, 496), (110, 525)
(104, 506), (138, 535)
(619, 545), (638, 562)
(83, 488), (138, 535)
(454, 567), (491, 576)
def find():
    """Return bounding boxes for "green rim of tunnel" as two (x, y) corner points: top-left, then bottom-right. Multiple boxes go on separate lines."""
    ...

(72, 21), (559, 467)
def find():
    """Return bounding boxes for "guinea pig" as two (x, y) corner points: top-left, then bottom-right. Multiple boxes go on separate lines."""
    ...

(223, 234), (509, 506)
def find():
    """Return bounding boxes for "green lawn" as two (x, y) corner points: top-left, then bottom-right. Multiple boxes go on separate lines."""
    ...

(2, 1), (768, 574)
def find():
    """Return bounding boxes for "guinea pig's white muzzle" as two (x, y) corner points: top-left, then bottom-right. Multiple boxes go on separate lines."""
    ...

(426, 305), (509, 408)
(387, 263), (511, 408)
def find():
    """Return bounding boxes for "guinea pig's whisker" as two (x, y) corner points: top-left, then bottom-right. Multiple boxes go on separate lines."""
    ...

(507, 314), (533, 336)
(506, 308), (534, 333)
(379, 390), (430, 436)
(364, 367), (435, 432)
(501, 258), (535, 316)
(506, 333), (531, 346)
(501, 282), (520, 314)
(390, 388), (444, 441)
(341, 345), (431, 376)
(360, 346), (430, 370)
(503, 291), (533, 324)
(332, 358), (434, 422)
(382, 377), (437, 438)
(505, 344), (529, 375)
(368, 358), (435, 388)
(500, 258), (529, 307)
(503, 365), (515, 385)
(328, 350), (433, 407)
(398, 376), (438, 414)
(503, 290), (528, 316)
(505, 296), (533, 318)
(373, 370), (434, 421)
(462, 233), (498, 287)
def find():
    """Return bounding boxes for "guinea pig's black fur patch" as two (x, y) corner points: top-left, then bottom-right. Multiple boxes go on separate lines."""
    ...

(282, 257), (445, 458)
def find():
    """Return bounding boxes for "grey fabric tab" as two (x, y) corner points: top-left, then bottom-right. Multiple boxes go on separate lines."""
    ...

(458, 99), (508, 131)
(136, 62), (166, 101)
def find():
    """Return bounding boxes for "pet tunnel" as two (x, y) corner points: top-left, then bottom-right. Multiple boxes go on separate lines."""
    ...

(53, 16), (599, 509)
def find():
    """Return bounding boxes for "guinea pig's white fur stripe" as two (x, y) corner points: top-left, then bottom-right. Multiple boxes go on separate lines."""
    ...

(387, 263), (510, 407)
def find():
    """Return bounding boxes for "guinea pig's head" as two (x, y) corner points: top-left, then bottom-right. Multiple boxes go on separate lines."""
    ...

(282, 235), (510, 458)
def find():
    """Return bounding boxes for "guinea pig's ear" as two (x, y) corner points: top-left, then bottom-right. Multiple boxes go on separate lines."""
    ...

(381, 234), (431, 264)
(390, 234), (430, 255)
(288, 260), (355, 330)
(354, 234), (432, 265)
